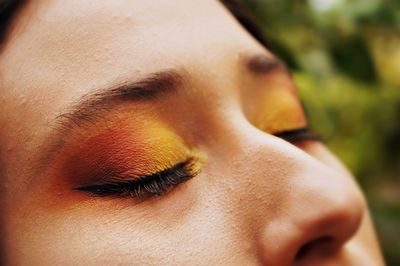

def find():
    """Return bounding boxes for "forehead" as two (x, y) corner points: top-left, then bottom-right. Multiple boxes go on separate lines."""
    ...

(1, 0), (261, 91)
(0, 0), (267, 124)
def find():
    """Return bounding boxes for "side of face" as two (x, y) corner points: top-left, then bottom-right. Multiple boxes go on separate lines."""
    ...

(0, 0), (383, 265)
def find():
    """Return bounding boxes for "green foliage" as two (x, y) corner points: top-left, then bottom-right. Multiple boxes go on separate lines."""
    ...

(239, 0), (400, 264)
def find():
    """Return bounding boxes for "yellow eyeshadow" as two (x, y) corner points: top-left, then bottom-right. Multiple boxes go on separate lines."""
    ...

(135, 120), (206, 178)
(255, 88), (307, 134)
(138, 120), (192, 173)
(67, 117), (203, 183)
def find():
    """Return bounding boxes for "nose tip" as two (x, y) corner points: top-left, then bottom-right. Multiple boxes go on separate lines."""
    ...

(293, 193), (364, 261)
(258, 169), (365, 265)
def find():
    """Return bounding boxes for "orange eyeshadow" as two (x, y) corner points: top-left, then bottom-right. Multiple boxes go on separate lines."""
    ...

(63, 119), (191, 184)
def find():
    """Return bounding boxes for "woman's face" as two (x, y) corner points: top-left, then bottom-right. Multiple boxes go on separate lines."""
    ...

(1, 0), (383, 265)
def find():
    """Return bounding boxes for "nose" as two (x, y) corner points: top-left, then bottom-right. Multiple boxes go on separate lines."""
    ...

(258, 166), (364, 265)
(211, 121), (365, 265)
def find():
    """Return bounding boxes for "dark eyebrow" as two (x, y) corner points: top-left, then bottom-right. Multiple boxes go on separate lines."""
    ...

(35, 70), (184, 172)
(57, 70), (184, 129)
(52, 55), (282, 133)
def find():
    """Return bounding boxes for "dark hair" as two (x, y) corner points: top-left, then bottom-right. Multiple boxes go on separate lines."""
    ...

(0, 0), (25, 46)
(221, 0), (270, 49)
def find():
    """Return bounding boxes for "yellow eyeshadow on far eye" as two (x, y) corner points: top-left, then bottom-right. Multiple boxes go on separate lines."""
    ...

(254, 88), (307, 134)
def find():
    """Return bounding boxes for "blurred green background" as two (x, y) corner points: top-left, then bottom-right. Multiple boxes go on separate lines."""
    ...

(238, 0), (400, 264)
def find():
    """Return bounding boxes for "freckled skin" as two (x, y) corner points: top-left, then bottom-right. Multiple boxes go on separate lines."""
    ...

(0, 0), (383, 265)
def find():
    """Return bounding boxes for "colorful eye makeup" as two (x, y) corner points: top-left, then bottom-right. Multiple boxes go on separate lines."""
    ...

(254, 87), (308, 134)
(247, 76), (318, 144)
(75, 157), (199, 199)
(64, 118), (203, 199)
(67, 75), (314, 200)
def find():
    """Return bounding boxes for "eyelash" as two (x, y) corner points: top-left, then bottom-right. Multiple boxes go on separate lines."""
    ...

(76, 128), (316, 199)
(274, 127), (321, 144)
(75, 158), (199, 200)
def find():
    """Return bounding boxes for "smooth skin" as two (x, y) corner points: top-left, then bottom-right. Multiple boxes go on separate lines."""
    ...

(1, 0), (384, 265)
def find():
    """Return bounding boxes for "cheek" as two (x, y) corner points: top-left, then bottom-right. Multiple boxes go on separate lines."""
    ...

(7, 186), (224, 265)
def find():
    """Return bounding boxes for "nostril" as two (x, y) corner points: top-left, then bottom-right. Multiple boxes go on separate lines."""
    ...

(295, 236), (335, 260)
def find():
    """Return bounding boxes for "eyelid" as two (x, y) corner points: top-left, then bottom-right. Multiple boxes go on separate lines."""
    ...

(74, 157), (200, 199)
(273, 127), (321, 144)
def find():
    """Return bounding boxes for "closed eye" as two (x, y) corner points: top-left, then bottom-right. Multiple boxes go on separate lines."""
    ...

(274, 127), (321, 144)
(75, 157), (200, 200)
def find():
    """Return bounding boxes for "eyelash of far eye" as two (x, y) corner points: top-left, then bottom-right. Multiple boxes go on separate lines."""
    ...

(274, 127), (321, 144)
(74, 158), (199, 200)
